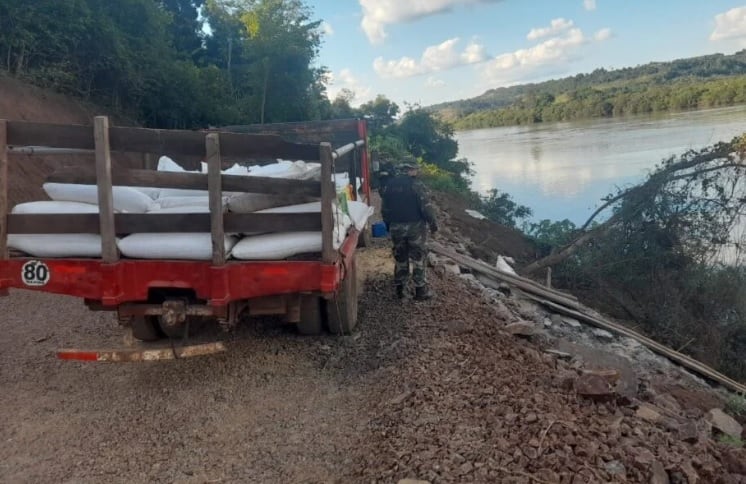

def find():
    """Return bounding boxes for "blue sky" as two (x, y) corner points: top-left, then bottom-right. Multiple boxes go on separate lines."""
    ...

(309, 1), (746, 107)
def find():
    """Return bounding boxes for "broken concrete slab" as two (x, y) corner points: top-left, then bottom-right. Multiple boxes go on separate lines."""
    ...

(650, 460), (670, 484)
(562, 316), (582, 328)
(677, 421), (702, 443)
(575, 373), (614, 399)
(635, 403), (663, 424)
(705, 408), (743, 439)
(557, 340), (638, 400)
(593, 328), (614, 340)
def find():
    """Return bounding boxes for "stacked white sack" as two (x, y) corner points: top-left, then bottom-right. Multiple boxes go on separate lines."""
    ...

(43, 183), (156, 213)
(231, 201), (374, 260)
(8, 201), (110, 257)
(117, 205), (238, 260)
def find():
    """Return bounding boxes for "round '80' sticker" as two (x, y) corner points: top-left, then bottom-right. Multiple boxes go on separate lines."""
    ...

(21, 260), (51, 286)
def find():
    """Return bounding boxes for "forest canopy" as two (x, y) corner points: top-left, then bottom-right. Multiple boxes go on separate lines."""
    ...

(0, 0), (333, 128)
(430, 50), (746, 129)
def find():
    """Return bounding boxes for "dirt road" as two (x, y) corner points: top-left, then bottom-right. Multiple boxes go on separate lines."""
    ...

(1, 245), (743, 483)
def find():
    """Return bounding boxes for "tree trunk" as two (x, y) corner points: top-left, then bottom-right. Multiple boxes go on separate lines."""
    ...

(15, 42), (25, 75)
(260, 59), (270, 125)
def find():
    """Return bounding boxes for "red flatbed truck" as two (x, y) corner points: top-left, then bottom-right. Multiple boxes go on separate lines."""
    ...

(0, 117), (371, 361)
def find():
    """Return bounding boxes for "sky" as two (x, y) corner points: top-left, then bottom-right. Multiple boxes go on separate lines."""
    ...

(311, 1), (746, 107)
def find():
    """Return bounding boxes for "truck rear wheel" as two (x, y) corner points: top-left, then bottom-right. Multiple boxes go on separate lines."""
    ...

(131, 316), (161, 342)
(324, 259), (359, 335)
(297, 295), (323, 335)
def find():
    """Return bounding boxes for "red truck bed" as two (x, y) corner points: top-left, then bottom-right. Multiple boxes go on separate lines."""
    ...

(0, 118), (370, 352)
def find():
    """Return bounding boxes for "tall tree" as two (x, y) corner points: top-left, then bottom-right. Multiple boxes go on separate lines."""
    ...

(159, 0), (206, 61)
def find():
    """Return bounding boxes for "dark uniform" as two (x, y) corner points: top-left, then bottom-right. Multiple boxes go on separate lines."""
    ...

(381, 164), (438, 300)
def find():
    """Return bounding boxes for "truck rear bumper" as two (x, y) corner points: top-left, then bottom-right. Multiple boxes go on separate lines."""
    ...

(0, 258), (338, 306)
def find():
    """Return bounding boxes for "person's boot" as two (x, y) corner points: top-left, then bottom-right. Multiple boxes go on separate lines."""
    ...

(414, 285), (433, 301)
(395, 284), (406, 299)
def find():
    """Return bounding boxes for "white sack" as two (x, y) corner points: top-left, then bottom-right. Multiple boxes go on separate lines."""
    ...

(131, 187), (162, 200)
(8, 234), (106, 258)
(158, 155), (193, 173)
(258, 201), (321, 213)
(11, 201), (99, 214)
(118, 233), (237, 260)
(227, 193), (317, 214)
(346, 201), (374, 230)
(43, 183), (155, 213)
(148, 205), (210, 214)
(495, 256), (517, 275)
(8, 201), (106, 257)
(231, 232), (322, 260)
(153, 196), (222, 210)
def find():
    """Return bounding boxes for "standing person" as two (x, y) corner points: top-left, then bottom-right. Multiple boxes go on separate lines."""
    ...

(381, 162), (439, 300)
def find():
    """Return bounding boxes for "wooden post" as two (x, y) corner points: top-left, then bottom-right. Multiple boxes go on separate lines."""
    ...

(206, 133), (225, 266)
(93, 116), (118, 263)
(320, 142), (335, 264)
(0, 120), (8, 260)
(143, 153), (157, 170)
(546, 267), (552, 288)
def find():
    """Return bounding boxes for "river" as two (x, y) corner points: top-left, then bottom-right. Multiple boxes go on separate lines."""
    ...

(455, 105), (746, 226)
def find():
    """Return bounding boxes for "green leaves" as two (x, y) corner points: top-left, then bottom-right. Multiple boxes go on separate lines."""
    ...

(0, 0), (328, 128)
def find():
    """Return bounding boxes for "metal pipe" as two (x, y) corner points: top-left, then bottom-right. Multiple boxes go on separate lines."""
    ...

(332, 139), (364, 160)
(8, 146), (94, 156)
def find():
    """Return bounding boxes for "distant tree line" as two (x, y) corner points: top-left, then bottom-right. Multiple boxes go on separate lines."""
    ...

(429, 50), (746, 130)
(0, 0), (336, 128)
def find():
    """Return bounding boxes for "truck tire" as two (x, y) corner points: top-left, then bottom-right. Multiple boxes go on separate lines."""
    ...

(131, 316), (161, 342)
(324, 259), (359, 335)
(357, 223), (373, 248)
(297, 295), (323, 335)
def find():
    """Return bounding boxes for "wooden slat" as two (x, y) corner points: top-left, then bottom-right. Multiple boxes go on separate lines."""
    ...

(206, 133), (225, 266)
(47, 167), (322, 197)
(7, 213), (322, 234)
(7, 121), (319, 160)
(320, 142), (335, 264)
(220, 118), (361, 146)
(94, 117), (118, 263)
(142, 153), (157, 170)
(0, 120), (7, 260)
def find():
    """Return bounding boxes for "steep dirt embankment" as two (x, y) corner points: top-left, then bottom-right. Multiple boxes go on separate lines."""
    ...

(0, 76), (137, 205)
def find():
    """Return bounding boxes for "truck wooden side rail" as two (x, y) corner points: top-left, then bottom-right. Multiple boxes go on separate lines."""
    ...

(0, 117), (370, 357)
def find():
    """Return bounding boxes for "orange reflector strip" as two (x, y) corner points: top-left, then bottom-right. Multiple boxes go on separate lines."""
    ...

(57, 351), (100, 362)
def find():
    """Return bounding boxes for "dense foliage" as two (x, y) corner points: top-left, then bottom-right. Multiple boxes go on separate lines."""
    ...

(527, 138), (746, 380)
(0, 0), (331, 128)
(429, 50), (746, 129)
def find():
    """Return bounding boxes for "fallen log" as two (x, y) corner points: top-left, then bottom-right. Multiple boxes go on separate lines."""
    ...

(431, 243), (580, 310)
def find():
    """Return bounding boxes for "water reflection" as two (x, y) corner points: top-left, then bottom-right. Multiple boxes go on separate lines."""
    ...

(457, 105), (746, 224)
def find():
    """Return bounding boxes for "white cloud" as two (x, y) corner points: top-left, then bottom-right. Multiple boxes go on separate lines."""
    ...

(710, 6), (746, 41)
(594, 28), (612, 41)
(584, 0), (596, 11)
(374, 38), (488, 78)
(326, 69), (372, 106)
(321, 21), (334, 36)
(483, 28), (589, 81)
(426, 76), (446, 88)
(360, 0), (503, 44)
(527, 18), (574, 41)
